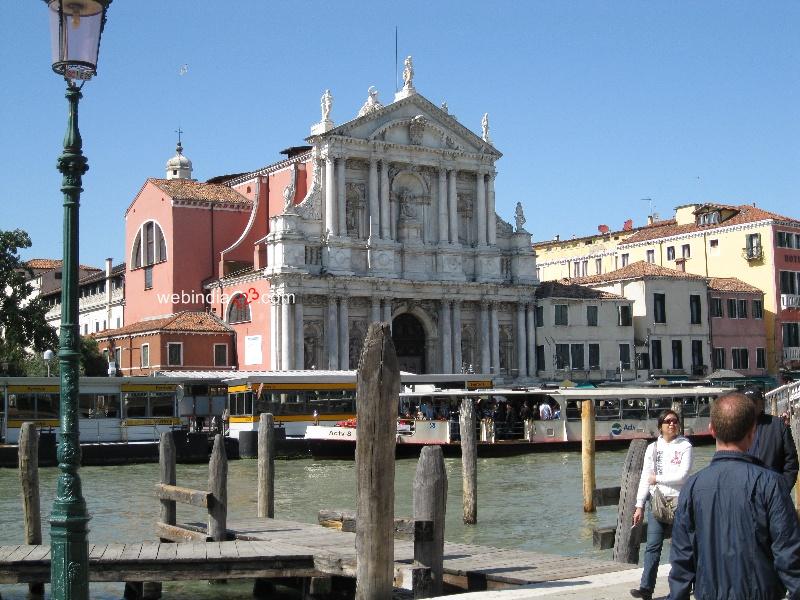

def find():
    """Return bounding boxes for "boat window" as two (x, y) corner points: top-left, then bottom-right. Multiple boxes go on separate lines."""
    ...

(124, 395), (147, 418)
(9, 394), (36, 419)
(97, 394), (119, 418)
(565, 400), (581, 421)
(37, 393), (59, 419)
(621, 398), (647, 419)
(697, 396), (711, 416)
(79, 394), (95, 418)
(150, 395), (174, 417)
(243, 393), (254, 416)
(595, 398), (621, 421)
(680, 396), (697, 417)
(648, 397), (673, 419)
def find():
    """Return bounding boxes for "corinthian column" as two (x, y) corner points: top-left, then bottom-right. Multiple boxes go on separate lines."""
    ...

(452, 301), (462, 372)
(325, 156), (337, 236)
(327, 297), (339, 369)
(339, 296), (349, 369)
(490, 302), (500, 374)
(448, 169), (458, 244)
(476, 171), (487, 246)
(441, 300), (452, 373)
(438, 167), (448, 243)
(526, 304), (536, 376)
(380, 160), (390, 239)
(294, 295), (304, 370)
(480, 301), (490, 373)
(270, 302), (279, 369)
(369, 158), (379, 240)
(516, 302), (527, 378)
(336, 156), (347, 236)
(487, 172), (497, 246)
(281, 299), (292, 370)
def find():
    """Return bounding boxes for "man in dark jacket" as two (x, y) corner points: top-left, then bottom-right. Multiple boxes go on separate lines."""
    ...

(669, 392), (800, 600)
(744, 386), (798, 490)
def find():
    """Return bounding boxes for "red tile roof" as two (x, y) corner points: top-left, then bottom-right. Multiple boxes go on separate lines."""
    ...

(572, 261), (707, 285)
(707, 277), (763, 294)
(531, 219), (676, 249)
(92, 311), (232, 338)
(148, 178), (252, 205)
(535, 280), (626, 300)
(621, 204), (799, 245)
(24, 259), (101, 272)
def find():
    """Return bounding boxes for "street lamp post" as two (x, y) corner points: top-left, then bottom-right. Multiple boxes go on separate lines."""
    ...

(43, 1), (111, 598)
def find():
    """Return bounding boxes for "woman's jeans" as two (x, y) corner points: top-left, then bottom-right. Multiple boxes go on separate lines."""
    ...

(640, 509), (670, 591)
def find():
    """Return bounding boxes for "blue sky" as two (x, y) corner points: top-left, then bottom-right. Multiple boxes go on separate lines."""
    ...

(2, 1), (798, 268)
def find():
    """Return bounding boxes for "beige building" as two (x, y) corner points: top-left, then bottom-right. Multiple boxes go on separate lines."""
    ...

(534, 203), (800, 375)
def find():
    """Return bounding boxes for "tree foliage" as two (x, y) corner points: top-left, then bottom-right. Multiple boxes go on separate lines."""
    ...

(0, 229), (59, 374)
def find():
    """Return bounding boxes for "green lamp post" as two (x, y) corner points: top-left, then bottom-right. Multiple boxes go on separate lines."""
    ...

(44, 1), (111, 598)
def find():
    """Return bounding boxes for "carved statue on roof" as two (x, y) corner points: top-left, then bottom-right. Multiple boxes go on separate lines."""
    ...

(321, 89), (333, 122)
(403, 56), (415, 89)
(357, 86), (384, 117)
(515, 202), (527, 232)
(481, 112), (492, 143)
(283, 164), (298, 213)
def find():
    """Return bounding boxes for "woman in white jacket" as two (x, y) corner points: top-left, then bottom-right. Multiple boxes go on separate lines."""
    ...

(629, 409), (693, 600)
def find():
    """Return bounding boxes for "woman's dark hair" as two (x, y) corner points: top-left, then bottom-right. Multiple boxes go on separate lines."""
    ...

(657, 409), (680, 428)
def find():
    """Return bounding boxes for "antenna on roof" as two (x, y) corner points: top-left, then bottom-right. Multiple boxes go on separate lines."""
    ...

(395, 26), (399, 92)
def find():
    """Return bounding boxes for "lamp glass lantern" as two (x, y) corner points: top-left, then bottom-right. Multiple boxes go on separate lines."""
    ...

(46, 0), (110, 82)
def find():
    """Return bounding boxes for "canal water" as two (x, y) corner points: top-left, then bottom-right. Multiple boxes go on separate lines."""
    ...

(0, 446), (716, 599)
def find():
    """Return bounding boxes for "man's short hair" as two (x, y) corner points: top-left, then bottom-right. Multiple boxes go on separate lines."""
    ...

(711, 392), (756, 443)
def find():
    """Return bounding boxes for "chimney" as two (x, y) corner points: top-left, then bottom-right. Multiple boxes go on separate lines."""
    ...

(647, 215), (654, 226)
(623, 219), (633, 231)
(598, 224), (609, 234)
(554, 234), (560, 242)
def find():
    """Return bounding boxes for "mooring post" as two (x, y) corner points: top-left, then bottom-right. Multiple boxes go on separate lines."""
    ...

(581, 399), (596, 512)
(208, 434), (228, 542)
(159, 432), (177, 528)
(612, 438), (648, 564)
(459, 397), (477, 524)
(257, 413), (275, 518)
(19, 422), (44, 597)
(413, 445), (447, 597)
(355, 323), (400, 600)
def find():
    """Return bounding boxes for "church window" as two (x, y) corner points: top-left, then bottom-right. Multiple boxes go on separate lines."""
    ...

(132, 221), (167, 269)
(227, 294), (251, 324)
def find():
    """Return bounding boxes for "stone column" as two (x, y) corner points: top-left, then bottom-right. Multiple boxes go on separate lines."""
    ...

(382, 299), (392, 331)
(380, 160), (390, 239)
(327, 297), (339, 370)
(339, 296), (349, 369)
(480, 301), (490, 373)
(371, 297), (381, 325)
(369, 158), (380, 240)
(526, 304), (536, 376)
(452, 301), (463, 373)
(487, 172), (497, 246)
(281, 299), (292, 371)
(325, 156), (337, 236)
(447, 169), (458, 244)
(516, 302), (527, 378)
(490, 303), (501, 375)
(294, 295), (304, 371)
(336, 156), (347, 237)
(441, 300), (452, 373)
(270, 302), (279, 370)
(476, 171), (487, 246)
(437, 167), (448, 243)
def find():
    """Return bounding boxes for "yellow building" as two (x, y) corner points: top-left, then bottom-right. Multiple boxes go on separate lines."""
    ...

(534, 203), (800, 376)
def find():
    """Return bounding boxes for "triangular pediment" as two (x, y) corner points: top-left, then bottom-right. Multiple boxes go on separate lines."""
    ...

(308, 92), (501, 158)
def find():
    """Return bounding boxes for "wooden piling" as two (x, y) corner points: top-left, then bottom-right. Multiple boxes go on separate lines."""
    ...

(612, 438), (648, 564)
(257, 413), (275, 519)
(208, 434), (228, 542)
(459, 397), (477, 524)
(581, 399), (596, 512)
(159, 432), (177, 528)
(19, 422), (43, 597)
(355, 323), (400, 600)
(413, 445), (447, 597)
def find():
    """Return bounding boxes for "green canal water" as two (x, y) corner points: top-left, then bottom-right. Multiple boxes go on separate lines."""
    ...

(0, 446), (716, 599)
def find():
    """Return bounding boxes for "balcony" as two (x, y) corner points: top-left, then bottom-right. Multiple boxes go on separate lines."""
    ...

(783, 347), (800, 361)
(782, 294), (800, 309)
(742, 245), (763, 261)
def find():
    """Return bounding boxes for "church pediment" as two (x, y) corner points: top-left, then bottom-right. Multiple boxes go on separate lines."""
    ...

(310, 93), (501, 158)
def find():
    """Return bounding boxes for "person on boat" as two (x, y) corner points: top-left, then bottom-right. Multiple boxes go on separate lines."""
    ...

(539, 401), (553, 421)
(630, 409), (693, 600)
(668, 392), (800, 600)
(519, 400), (532, 422)
(742, 386), (798, 490)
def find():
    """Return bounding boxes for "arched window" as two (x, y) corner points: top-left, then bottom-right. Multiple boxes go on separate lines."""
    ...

(131, 221), (167, 269)
(227, 294), (251, 324)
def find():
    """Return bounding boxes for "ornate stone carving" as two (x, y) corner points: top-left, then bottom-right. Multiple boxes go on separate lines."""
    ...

(295, 158), (322, 220)
(515, 202), (527, 232)
(441, 101), (449, 113)
(481, 112), (491, 143)
(409, 115), (426, 145)
(403, 56), (415, 90)
(283, 163), (297, 213)
(496, 217), (513, 236)
(357, 86), (383, 117)
(345, 183), (366, 238)
(321, 89), (333, 121)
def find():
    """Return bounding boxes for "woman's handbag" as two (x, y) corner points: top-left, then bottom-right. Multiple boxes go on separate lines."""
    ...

(651, 486), (677, 524)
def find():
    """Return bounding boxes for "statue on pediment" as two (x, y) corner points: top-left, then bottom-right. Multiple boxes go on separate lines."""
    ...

(515, 202), (527, 232)
(481, 112), (492, 143)
(357, 86), (383, 117)
(321, 89), (333, 121)
(403, 56), (415, 89)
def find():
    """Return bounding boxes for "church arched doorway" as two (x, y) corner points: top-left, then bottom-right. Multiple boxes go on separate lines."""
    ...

(392, 313), (426, 374)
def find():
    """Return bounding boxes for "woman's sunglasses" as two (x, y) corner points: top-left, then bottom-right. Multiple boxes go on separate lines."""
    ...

(662, 419), (679, 425)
